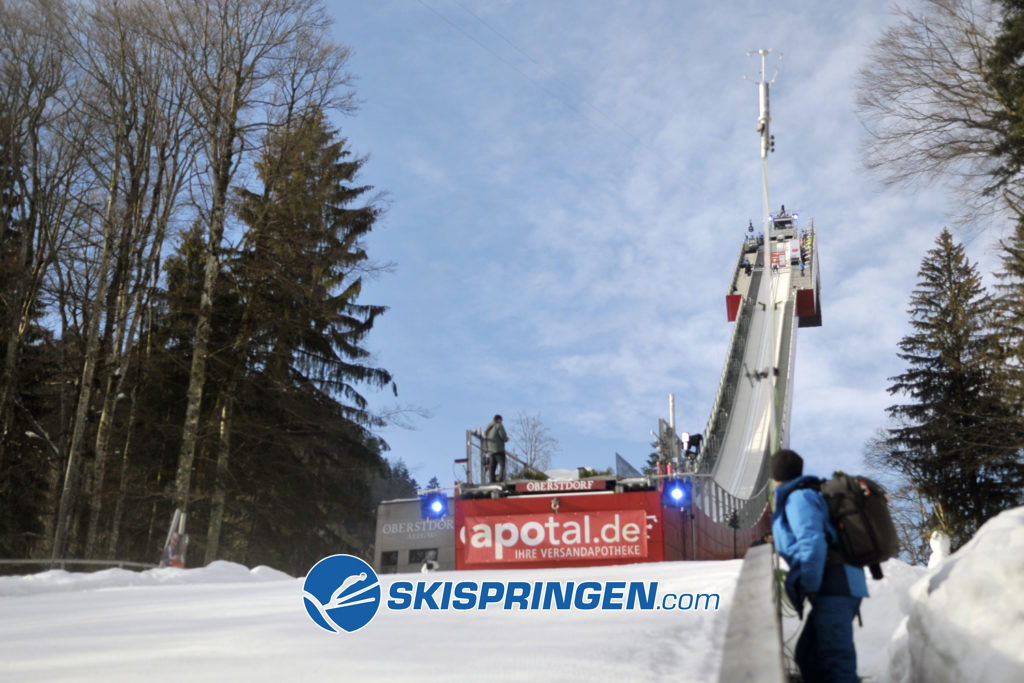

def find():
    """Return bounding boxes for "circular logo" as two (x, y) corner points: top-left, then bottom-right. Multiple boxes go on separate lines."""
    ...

(302, 554), (381, 633)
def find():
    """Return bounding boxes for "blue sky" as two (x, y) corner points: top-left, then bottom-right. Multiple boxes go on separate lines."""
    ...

(324, 1), (1010, 487)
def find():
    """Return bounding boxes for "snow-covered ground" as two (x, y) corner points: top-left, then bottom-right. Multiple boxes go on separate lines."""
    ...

(884, 507), (1024, 683)
(1, 507), (1022, 682)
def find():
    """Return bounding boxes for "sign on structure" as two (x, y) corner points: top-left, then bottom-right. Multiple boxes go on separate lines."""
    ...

(455, 490), (684, 571)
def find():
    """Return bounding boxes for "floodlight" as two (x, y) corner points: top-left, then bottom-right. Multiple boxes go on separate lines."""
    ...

(419, 491), (448, 520)
(662, 477), (692, 510)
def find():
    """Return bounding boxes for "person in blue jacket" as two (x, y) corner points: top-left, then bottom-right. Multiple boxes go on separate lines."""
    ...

(771, 449), (868, 683)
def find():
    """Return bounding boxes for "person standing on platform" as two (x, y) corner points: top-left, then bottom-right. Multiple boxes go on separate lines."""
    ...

(484, 414), (509, 483)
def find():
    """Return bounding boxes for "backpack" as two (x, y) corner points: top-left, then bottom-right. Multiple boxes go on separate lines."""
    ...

(788, 471), (900, 580)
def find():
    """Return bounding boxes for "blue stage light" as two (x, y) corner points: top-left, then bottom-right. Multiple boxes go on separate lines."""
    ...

(419, 491), (448, 520)
(662, 477), (692, 509)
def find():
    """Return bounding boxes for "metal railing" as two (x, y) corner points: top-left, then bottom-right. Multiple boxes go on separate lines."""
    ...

(697, 249), (763, 476)
(464, 429), (539, 485)
(694, 473), (771, 529)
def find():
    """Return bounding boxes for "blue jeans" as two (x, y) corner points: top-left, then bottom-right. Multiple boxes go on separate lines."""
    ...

(795, 594), (861, 683)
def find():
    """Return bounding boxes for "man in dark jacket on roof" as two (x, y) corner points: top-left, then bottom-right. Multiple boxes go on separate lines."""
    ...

(771, 449), (868, 683)
(483, 414), (509, 483)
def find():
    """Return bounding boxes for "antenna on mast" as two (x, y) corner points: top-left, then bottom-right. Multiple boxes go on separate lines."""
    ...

(745, 49), (781, 159)
(744, 48), (783, 454)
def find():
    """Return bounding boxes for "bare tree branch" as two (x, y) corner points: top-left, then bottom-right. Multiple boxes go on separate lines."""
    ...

(857, 0), (1016, 223)
(508, 410), (560, 474)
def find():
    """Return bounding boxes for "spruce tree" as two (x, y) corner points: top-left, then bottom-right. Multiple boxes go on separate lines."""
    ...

(234, 106), (392, 418)
(986, 0), (1024, 197)
(989, 219), (1024, 503)
(137, 107), (396, 572)
(373, 460), (419, 503)
(885, 229), (1018, 548)
(993, 221), (1024, 408)
(221, 107), (393, 569)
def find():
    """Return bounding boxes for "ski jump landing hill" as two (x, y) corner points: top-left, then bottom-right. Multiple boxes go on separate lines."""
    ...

(684, 208), (821, 559)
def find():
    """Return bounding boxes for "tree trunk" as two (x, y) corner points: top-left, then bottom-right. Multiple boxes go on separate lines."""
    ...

(204, 394), (233, 564)
(106, 387), (138, 559)
(173, 159), (231, 514)
(83, 368), (123, 558)
(51, 156), (120, 562)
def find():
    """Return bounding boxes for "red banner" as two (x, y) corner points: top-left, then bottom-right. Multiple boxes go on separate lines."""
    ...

(726, 293), (742, 322)
(796, 288), (816, 318)
(460, 509), (648, 564)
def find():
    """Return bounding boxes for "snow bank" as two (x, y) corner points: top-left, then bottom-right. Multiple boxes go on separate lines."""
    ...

(855, 558), (927, 679)
(884, 506), (1024, 683)
(0, 560), (292, 597)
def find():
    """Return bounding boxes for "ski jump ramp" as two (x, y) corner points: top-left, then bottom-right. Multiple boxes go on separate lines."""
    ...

(695, 211), (821, 522)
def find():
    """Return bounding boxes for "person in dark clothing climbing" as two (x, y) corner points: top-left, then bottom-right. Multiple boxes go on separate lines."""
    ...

(771, 449), (868, 683)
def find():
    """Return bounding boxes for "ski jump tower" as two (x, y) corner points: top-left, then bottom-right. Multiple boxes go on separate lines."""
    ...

(681, 50), (823, 557)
